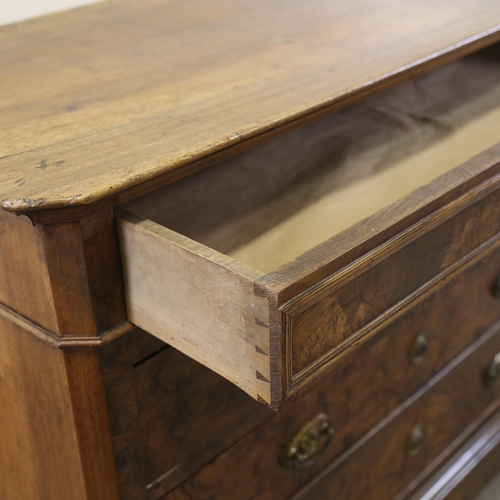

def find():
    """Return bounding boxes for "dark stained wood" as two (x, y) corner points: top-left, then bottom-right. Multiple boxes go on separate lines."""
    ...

(142, 260), (500, 500)
(258, 146), (500, 303)
(63, 346), (121, 500)
(99, 332), (146, 500)
(0, 307), (120, 500)
(0, 207), (127, 339)
(288, 178), (500, 380)
(2, 0), (500, 217)
(128, 328), (167, 366)
(135, 345), (272, 497)
(406, 408), (500, 500)
(100, 328), (270, 500)
(443, 423), (500, 500)
(0, 200), (125, 495)
(288, 322), (500, 500)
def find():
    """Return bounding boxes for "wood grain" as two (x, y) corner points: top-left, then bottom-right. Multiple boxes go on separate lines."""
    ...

(119, 168), (500, 406)
(152, 265), (500, 500)
(408, 408), (500, 500)
(125, 48), (500, 274)
(288, 176), (500, 381)
(2, 0), (500, 216)
(134, 341), (270, 498)
(0, 210), (59, 331)
(0, 308), (120, 500)
(289, 322), (500, 500)
(116, 210), (274, 405)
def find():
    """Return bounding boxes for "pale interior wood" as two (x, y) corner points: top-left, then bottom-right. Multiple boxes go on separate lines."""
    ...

(124, 46), (500, 274)
(116, 212), (273, 404)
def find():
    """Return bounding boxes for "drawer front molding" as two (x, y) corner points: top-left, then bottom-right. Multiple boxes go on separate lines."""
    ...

(283, 173), (500, 398)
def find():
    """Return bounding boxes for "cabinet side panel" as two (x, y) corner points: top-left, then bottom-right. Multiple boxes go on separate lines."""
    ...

(0, 210), (58, 331)
(0, 313), (87, 500)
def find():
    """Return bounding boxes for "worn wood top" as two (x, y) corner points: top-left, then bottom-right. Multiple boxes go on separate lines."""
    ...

(2, 0), (500, 216)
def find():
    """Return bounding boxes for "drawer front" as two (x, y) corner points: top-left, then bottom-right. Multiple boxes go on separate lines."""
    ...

(290, 322), (500, 500)
(157, 247), (500, 500)
(284, 177), (500, 398)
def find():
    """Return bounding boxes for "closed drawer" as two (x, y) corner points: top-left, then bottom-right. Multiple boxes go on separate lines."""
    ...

(289, 321), (500, 500)
(116, 241), (500, 500)
(117, 45), (500, 409)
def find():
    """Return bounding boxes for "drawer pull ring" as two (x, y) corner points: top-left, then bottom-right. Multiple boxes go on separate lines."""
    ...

(407, 424), (426, 457)
(280, 413), (334, 469)
(486, 352), (500, 386)
(410, 332), (429, 365)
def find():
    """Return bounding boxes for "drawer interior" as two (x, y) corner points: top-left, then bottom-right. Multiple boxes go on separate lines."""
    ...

(124, 44), (500, 274)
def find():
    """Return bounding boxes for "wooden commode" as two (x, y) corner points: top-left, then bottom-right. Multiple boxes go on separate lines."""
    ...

(2, 1), (500, 498)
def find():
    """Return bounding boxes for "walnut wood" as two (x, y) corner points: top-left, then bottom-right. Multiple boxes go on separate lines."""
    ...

(134, 342), (270, 497)
(288, 322), (500, 500)
(135, 253), (500, 500)
(406, 408), (500, 499)
(2, 1), (500, 217)
(4, 3), (500, 497)
(0, 204), (126, 496)
(0, 308), (120, 500)
(100, 328), (269, 499)
(443, 424), (500, 500)
(39, 209), (127, 336)
(0, 210), (59, 332)
(119, 154), (500, 407)
(0, 208), (127, 338)
(287, 176), (500, 383)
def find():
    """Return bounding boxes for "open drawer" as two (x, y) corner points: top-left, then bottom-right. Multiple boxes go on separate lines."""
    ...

(117, 45), (500, 410)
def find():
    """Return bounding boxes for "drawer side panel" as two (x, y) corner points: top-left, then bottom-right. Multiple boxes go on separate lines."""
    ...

(116, 212), (273, 405)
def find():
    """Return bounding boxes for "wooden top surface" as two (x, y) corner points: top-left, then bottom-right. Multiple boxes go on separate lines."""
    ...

(2, 0), (500, 216)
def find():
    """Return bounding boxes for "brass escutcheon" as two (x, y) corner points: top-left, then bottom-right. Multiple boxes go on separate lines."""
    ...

(407, 423), (426, 457)
(486, 352), (500, 386)
(410, 332), (430, 365)
(280, 413), (334, 469)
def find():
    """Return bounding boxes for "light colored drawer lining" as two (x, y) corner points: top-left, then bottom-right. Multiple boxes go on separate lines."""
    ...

(124, 46), (500, 273)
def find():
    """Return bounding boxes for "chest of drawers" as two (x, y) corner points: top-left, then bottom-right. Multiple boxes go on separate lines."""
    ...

(2, 1), (500, 499)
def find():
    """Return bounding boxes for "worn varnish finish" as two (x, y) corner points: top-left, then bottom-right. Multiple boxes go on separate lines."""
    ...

(2, 0), (500, 218)
(3, 1), (500, 498)
(100, 329), (270, 499)
(287, 176), (500, 390)
(119, 147), (500, 407)
(288, 322), (500, 500)
(408, 408), (500, 499)
(0, 201), (125, 498)
(125, 252), (500, 500)
(0, 308), (120, 500)
(0, 209), (126, 338)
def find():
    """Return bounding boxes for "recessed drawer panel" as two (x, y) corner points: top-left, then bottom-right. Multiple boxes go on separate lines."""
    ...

(112, 241), (500, 499)
(118, 47), (500, 408)
(162, 320), (500, 500)
(290, 322), (500, 500)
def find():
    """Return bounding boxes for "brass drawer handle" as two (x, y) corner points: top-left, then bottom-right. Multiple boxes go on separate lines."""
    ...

(485, 352), (500, 386)
(410, 332), (429, 365)
(280, 413), (334, 469)
(407, 424), (426, 457)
